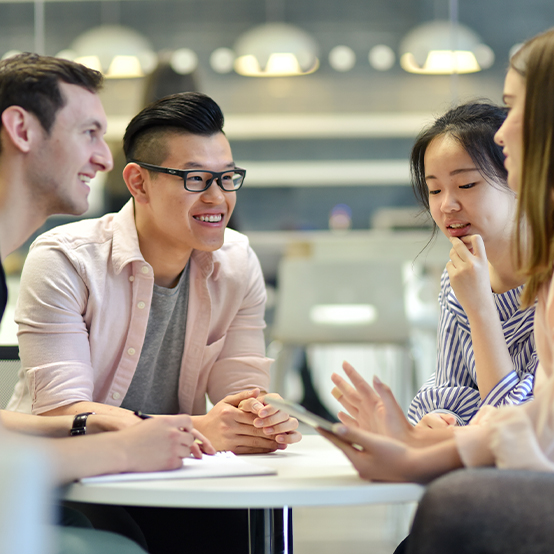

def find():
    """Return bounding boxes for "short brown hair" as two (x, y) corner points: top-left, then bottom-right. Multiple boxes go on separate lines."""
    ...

(0, 52), (103, 137)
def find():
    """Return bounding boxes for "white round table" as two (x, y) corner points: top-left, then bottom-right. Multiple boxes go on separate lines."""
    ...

(64, 435), (425, 553)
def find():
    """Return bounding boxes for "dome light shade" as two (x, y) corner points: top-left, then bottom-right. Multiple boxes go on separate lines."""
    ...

(233, 23), (319, 77)
(69, 25), (156, 78)
(399, 21), (493, 74)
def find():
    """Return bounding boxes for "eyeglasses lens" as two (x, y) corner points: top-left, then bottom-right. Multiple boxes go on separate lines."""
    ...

(184, 171), (243, 191)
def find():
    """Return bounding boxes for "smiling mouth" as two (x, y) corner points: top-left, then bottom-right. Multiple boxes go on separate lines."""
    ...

(79, 175), (91, 184)
(194, 214), (223, 223)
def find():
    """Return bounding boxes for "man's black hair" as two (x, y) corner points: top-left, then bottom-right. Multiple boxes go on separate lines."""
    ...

(123, 92), (225, 163)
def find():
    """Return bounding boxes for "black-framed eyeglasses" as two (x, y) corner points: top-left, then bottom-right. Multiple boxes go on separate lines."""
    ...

(131, 160), (246, 192)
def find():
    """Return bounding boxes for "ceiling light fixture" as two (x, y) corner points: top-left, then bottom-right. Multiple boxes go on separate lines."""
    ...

(368, 44), (396, 71)
(233, 22), (319, 77)
(210, 47), (235, 74)
(328, 45), (356, 72)
(170, 48), (198, 75)
(399, 20), (494, 75)
(62, 24), (157, 79)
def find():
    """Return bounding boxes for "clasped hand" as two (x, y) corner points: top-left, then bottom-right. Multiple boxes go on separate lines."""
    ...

(194, 388), (301, 454)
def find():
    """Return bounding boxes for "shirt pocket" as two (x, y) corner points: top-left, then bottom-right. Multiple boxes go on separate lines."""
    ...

(201, 335), (226, 368)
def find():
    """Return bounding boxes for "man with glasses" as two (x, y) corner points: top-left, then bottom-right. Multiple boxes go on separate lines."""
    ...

(9, 92), (300, 553)
(9, 92), (300, 455)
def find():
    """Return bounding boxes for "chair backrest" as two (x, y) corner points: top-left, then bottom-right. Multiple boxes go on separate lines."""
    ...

(0, 346), (20, 409)
(272, 231), (451, 344)
(273, 256), (410, 344)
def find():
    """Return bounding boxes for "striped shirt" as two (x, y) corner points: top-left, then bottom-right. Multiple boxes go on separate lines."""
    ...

(408, 268), (538, 426)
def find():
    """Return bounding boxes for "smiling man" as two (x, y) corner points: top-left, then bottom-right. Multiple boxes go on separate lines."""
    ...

(9, 92), (300, 455)
(0, 52), (216, 554)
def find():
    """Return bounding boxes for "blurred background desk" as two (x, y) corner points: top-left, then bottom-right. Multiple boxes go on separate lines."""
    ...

(64, 434), (424, 554)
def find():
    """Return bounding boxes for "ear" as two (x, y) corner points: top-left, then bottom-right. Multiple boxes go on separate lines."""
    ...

(123, 163), (150, 205)
(1, 106), (41, 154)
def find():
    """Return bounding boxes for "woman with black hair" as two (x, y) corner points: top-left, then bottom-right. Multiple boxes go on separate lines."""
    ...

(406, 102), (537, 428)
(332, 102), (538, 443)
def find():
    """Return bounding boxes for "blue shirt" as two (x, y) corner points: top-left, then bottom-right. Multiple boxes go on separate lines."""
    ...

(408, 268), (538, 426)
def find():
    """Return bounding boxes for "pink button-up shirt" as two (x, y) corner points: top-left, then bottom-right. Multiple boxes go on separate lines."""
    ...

(8, 201), (272, 415)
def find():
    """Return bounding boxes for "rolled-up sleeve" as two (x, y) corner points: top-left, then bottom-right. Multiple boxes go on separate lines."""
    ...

(13, 243), (95, 414)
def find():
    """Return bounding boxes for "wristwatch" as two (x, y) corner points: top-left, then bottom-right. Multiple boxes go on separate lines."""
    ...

(69, 412), (96, 436)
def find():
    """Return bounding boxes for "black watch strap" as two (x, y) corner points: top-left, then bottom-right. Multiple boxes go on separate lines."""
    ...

(69, 412), (96, 436)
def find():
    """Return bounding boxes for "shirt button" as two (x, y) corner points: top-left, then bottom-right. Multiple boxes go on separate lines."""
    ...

(141, 266), (149, 274)
(127, 347), (136, 356)
(137, 301), (145, 309)
(129, 275), (135, 282)
(112, 392), (121, 400)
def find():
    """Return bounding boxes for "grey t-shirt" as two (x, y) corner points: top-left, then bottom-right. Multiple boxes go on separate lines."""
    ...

(121, 263), (190, 415)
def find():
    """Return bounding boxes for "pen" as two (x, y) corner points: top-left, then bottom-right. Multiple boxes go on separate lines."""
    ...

(134, 410), (152, 420)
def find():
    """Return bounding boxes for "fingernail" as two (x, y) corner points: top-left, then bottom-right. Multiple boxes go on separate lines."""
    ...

(253, 419), (263, 427)
(373, 375), (382, 385)
(252, 403), (263, 411)
(276, 435), (285, 443)
(264, 427), (275, 434)
(332, 423), (347, 435)
(259, 409), (267, 417)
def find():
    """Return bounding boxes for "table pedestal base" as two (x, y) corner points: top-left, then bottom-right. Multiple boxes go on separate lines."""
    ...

(248, 507), (292, 554)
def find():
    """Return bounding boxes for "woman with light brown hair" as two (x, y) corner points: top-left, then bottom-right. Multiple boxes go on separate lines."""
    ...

(321, 27), (554, 553)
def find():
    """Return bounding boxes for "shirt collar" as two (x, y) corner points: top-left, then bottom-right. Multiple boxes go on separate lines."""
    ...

(111, 199), (218, 278)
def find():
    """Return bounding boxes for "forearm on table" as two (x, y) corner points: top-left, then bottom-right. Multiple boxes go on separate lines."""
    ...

(0, 424), (130, 485)
(48, 434), (129, 484)
(0, 410), (73, 437)
(410, 439), (465, 483)
(42, 401), (136, 421)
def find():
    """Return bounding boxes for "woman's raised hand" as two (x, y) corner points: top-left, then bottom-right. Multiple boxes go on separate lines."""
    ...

(331, 361), (415, 444)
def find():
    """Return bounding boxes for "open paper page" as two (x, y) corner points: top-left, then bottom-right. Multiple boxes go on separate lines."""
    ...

(80, 451), (277, 484)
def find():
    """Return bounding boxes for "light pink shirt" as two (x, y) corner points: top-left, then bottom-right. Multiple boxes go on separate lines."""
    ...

(456, 276), (554, 470)
(8, 201), (271, 415)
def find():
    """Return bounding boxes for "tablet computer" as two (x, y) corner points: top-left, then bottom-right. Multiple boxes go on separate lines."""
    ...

(265, 397), (337, 432)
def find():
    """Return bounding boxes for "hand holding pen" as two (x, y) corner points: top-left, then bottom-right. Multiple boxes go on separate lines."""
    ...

(134, 411), (216, 456)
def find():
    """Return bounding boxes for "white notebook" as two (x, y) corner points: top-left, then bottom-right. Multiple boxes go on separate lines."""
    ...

(80, 451), (277, 484)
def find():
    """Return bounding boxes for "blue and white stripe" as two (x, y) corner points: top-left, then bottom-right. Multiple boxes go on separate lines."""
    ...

(408, 268), (537, 426)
